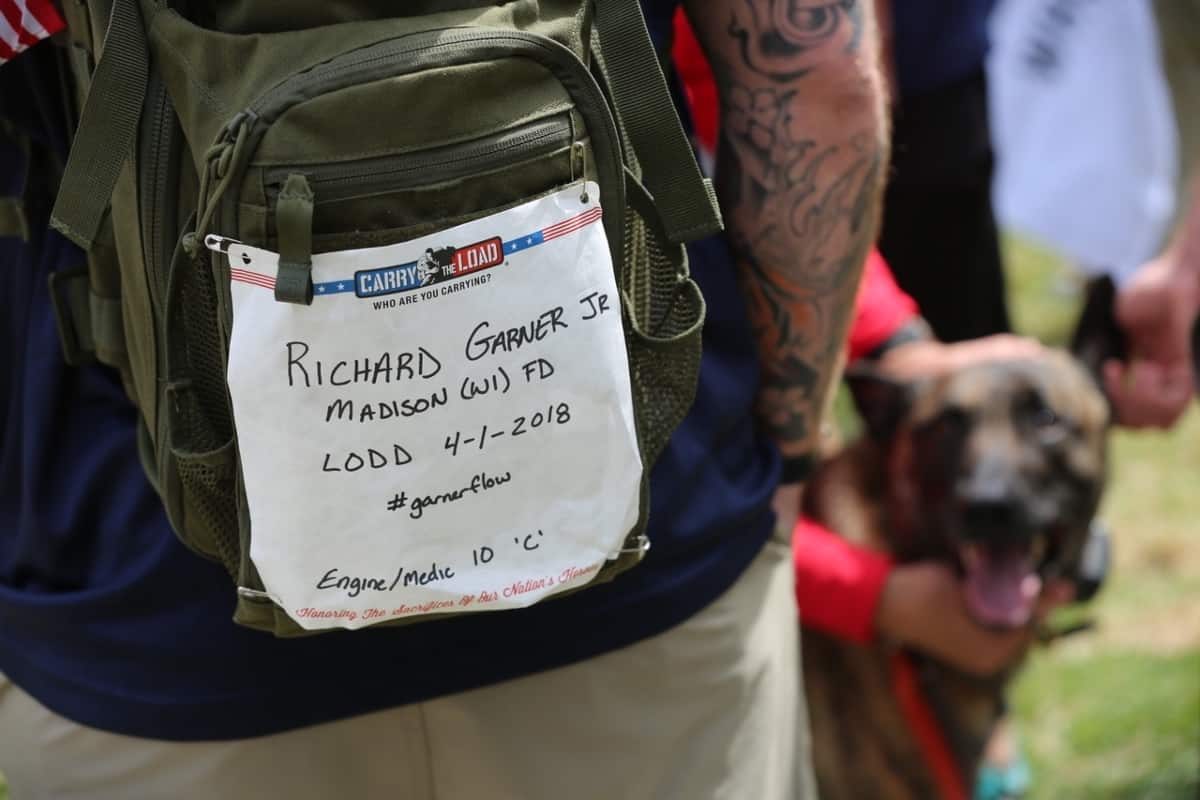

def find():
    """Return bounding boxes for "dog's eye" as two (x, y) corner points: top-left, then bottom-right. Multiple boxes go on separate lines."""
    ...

(927, 405), (970, 438)
(1020, 392), (1069, 443)
(1032, 406), (1059, 429)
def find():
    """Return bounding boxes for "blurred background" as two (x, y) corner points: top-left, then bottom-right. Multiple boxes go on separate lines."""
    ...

(875, 1), (1200, 791)
(1003, 237), (1200, 799)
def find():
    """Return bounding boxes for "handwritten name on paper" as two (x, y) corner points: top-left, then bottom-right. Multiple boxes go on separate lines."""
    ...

(225, 184), (642, 629)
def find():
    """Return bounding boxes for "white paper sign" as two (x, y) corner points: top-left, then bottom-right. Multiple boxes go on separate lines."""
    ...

(221, 182), (643, 630)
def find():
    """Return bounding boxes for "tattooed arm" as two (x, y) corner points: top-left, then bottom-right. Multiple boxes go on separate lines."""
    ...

(683, 0), (889, 471)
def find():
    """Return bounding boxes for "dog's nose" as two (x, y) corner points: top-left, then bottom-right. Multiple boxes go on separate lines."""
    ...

(961, 494), (1026, 540)
(957, 457), (1030, 539)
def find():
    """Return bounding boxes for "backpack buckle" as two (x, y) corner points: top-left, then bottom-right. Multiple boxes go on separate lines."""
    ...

(47, 266), (97, 366)
(0, 196), (30, 241)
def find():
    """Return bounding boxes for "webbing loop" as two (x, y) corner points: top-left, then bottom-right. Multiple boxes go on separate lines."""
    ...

(593, 0), (723, 244)
(274, 173), (315, 305)
(49, 0), (148, 250)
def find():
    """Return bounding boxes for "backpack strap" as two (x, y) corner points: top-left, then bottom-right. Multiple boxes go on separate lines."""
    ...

(49, 0), (148, 250)
(593, 0), (723, 244)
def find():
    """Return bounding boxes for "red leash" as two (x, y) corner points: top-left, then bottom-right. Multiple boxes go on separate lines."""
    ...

(890, 652), (970, 800)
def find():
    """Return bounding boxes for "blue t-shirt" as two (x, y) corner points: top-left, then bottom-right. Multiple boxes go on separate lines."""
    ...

(893, 0), (997, 95)
(0, 4), (778, 741)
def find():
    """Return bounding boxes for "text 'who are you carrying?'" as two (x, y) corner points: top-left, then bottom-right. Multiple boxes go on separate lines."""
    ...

(48, 0), (722, 634)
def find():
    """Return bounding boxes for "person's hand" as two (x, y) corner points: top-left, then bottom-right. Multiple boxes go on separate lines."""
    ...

(875, 562), (1074, 677)
(876, 334), (1046, 382)
(1105, 255), (1199, 428)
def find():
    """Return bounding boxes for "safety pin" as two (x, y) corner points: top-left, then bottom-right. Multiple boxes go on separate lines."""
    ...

(204, 234), (243, 254)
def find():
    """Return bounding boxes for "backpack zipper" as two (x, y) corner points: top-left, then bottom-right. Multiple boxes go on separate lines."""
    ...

(261, 115), (575, 205)
(193, 28), (624, 271)
(139, 76), (182, 330)
(203, 114), (570, 252)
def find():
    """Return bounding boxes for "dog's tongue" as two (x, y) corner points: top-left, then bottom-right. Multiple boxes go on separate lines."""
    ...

(962, 547), (1042, 628)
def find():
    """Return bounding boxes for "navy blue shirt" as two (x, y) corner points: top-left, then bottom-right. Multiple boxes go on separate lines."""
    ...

(893, 0), (997, 95)
(0, 4), (777, 740)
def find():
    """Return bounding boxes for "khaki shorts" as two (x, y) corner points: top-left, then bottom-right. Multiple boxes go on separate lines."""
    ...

(0, 530), (813, 800)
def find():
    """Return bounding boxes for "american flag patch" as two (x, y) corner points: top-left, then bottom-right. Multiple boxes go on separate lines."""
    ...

(541, 206), (603, 242)
(231, 266), (275, 291)
(0, 0), (64, 65)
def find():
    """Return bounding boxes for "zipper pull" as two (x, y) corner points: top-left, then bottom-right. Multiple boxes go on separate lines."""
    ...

(573, 142), (589, 203)
(191, 112), (257, 257)
(274, 173), (315, 305)
(567, 113), (589, 203)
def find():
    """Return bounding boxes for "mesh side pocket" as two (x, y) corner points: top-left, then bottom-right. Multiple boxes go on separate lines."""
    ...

(181, 252), (234, 447)
(167, 426), (241, 575)
(159, 235), (242, 577)
(621, 188), (706, 468)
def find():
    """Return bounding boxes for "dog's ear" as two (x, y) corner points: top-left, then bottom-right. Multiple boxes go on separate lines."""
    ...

(845, 366), (912, 443)
(1072, 275), (1200, 397)
(1069, 276), (1127, 394)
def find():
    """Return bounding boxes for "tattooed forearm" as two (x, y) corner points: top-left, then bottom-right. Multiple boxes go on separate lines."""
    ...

(729, 122), (883, 449)
(687, 0), (888, 457)
(729, 0), (863, 82)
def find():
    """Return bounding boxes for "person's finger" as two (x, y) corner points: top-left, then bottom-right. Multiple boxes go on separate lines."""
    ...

(967, 335), (1044, 362)
(1103, 359), (1125, 400)
(1104, 359), (1153, 427)
(1104, 359), (1192, 428)
(1138, 361), (1193, 426)
(1157, 365), (1194, 421)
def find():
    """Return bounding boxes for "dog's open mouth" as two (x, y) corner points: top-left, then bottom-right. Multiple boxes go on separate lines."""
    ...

(959, 540), (1044, 629)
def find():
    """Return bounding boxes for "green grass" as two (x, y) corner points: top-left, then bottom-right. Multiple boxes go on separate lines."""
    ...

(1003, 236), (1200, 798)
(1015, 650), (1200, 799)
(1004, 234), (1087, 345)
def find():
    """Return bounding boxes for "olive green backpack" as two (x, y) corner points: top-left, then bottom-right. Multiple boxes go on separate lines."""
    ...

(49, 0), (720, 635)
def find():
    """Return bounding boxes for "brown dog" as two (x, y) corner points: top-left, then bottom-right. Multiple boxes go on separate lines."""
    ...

(801, 350), (1109, 799)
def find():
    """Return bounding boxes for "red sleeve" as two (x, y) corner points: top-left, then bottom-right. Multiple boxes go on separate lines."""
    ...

(793, 516), (893, 643)
(847, 249), (921, 363)
(671, 8), (719, 157)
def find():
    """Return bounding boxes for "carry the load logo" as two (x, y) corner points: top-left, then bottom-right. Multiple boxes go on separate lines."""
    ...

(356, 236), (505, 299)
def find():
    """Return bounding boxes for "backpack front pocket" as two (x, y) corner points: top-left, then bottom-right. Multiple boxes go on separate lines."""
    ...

(252, 113), (583, 253)
(213, 182), (644, 632)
